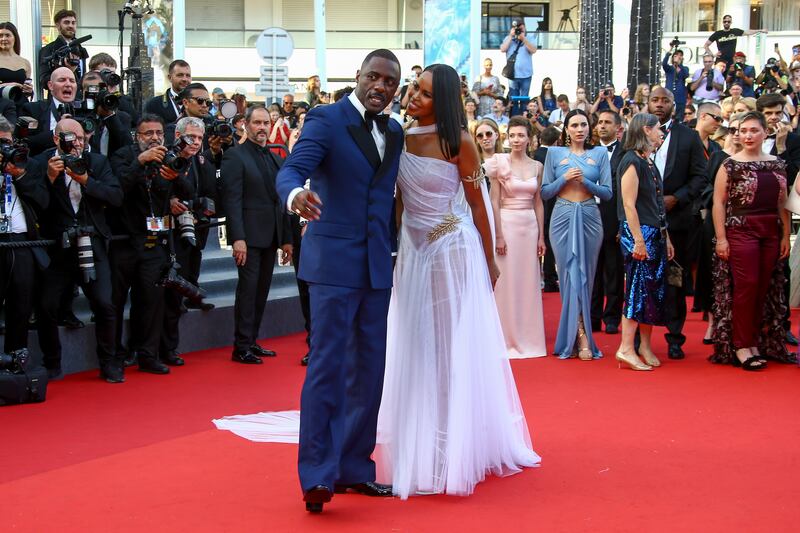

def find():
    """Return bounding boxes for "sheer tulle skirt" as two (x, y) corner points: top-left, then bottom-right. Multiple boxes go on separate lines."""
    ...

(377, 210), (540, 500)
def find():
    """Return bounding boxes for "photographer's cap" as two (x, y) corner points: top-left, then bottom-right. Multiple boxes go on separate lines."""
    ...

(233, 86), (247, 96)
(790, 61), (800, 71)
(512, 17), (525, 26)
(734, 51), (746, 58)
(212, 87), (225, 95)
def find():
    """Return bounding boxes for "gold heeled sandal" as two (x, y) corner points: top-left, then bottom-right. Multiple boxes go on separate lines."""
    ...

(615, 351), (653, 371)
(577, 320), (593, 361)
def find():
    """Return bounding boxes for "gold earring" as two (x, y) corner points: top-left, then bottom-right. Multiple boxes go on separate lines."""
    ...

(566, 134), (571, 146)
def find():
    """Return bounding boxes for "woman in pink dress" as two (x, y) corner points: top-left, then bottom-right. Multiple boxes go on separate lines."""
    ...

(486, 116), (547, 358)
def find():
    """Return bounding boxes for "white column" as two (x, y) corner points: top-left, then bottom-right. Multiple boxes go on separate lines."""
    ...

(612, 0), (631, 90)
(173, 0), (186, 59)
(718, 0), (750, 30)
(13, 0), (40, 93)
(314, 0), (327, 89)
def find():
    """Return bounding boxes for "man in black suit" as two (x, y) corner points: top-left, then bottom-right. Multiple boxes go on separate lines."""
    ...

(89, 52), (139, 125)
(758, 93), (800, 345)
(80, 71), (132, 157)
(143, 60), (192, 126)
(0, 117), (49, 357)
(158, 116), (218, 366)
(34, 118), (124, 381)
(591, 110), (625, 334)
(20, 67), (77, 156)
(0, 97), (16, 125)
(648, 87), (707, 359)
(533, 125), (560, 292)
(37, 10), (88, 90)
(223, 105), (293, 364)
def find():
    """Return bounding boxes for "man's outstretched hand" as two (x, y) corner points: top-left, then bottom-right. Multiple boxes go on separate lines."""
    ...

(291, 190), (323, 221)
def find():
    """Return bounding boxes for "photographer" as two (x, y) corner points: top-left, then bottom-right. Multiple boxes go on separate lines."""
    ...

(34, 118), (123, 382)
(725, 51), (756, 97)
(88, 52), (138, 125)
(109, 115), (193, 374)
(222, 106), (292, 364)
(159, 116), (218, 366)
(500, 17), (537, 117)
(144, 60), (192, 126)
(37, 10), (88, 90)
(167, 82), (234, 168)
(281, 93), (298, 129)
(80, 70), (132, 156)
(590, 84), (624, 114)
(691, 54), (725, 104)
(755, 58), (789, 97)
(19, 67), (77, 156)
(704, 15), (765, 70)
(0, 116), (49, 359)
(663, 45), (690, 121)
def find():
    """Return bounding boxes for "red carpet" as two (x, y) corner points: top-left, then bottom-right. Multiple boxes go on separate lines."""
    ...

(2, 294), (799, 532)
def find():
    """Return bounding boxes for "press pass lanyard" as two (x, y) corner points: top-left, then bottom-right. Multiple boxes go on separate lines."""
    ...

(2, 173), (12, 215)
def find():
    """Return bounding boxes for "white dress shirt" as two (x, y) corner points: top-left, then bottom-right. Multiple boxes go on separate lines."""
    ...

(2, 174), (28, 233)
(286, 91), (388, 212)
(64, 174), (82, 213)
(762, 137), (776, 155)
(653, 119), (672, 180)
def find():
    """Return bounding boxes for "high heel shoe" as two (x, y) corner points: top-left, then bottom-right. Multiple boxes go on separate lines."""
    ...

(639, 349), (661, 367)
(615, 351), (652, 371)
(577, 320), (593, 361)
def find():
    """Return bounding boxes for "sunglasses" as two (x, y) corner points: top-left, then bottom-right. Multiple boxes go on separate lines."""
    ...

(706, 113), (724, 123)
(727, 127), (738, 134)
(475, 132), (495, 139)
(190, 97), (211, 106)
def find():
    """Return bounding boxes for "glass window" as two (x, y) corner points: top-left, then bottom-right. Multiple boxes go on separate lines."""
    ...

(481, 2), (548, 50)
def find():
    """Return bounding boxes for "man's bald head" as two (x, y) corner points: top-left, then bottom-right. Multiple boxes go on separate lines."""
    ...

(650, 86), (674, 102)
(53, 118), (86, 155)
(48, 67), (77, 103)
(648, 86), (675, 123)
(55, 117), (82, 135)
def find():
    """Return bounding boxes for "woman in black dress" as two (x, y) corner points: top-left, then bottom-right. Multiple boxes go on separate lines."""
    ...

(0, 22), (33, 102)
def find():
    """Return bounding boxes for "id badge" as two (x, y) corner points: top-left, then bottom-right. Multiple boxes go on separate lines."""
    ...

(146, 216), (166, 232)
(0, 215), (9, 233)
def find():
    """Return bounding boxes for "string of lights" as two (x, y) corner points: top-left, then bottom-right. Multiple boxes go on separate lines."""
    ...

(578, 0), (614, 98)
(627, 0), (664, 91)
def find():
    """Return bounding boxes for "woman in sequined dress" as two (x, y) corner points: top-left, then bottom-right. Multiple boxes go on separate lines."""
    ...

(541, 109), (612, 360)
(710, 111), (793, 370)
(614, 113), (674, 371)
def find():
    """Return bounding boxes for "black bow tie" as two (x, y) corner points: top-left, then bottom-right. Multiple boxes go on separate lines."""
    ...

(364, 112), (389, 134)
(660, 125), (669, 134)
(606, 141), (617, 153)
(767, 134), (777, 140)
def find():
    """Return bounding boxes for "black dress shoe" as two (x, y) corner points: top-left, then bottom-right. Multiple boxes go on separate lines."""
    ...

(185, 299), (215, 311)
(668, 344), (685, 359)
(138, 358), (171, 374)
(231, 349), (263, 364)
(162, 350), (185, 366)
(301, 353), (310, 366)
(123, 351), (139, 367)
(99, 363), (125, 383)
(785, 331), (799, 346)
(250, 344), (277, 358)
(334, 481), (393, 497)
(58, 312), (85, 329)
(303, 485), (333, 513)
(605, 324), (620, 335)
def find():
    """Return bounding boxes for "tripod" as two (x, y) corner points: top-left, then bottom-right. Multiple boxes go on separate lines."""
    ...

(117, 0), (155, 116)
(557, 5), (577, 32)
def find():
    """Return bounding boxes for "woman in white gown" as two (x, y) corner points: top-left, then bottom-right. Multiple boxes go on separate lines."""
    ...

(377, 64), (540, 500)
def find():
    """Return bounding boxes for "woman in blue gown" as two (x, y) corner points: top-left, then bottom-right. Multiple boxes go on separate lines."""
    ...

(541, 110), (612, 360)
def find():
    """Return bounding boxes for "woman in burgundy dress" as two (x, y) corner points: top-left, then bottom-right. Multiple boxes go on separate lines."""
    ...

(710, 111), (794, 370)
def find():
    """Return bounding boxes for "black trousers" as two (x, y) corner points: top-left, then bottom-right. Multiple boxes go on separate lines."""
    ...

(110, 239), (168, 360)
(291, 217), (311, 346)
(37, 252), (116, 369)
(160, 237), (202, 357)
(664, 229), (690, 346)
(233, 243), (278, 352)
(0, 241), (36, 352)
(542, 197), (558, 287)
(591, 236), (624, 330)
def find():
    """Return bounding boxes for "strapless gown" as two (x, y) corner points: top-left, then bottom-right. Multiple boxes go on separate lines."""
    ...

(377, 147), (540, 500)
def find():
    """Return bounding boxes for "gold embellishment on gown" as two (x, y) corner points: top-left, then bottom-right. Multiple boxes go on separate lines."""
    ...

(462, 167), (486, 189)
(427, 213), (462, 243)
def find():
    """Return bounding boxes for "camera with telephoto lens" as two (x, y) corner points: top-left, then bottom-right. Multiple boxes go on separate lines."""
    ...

(0, 138), (29, 173)
(58, 103), (98, 136)
(602, 89), (612, 97)
(203, 115), (233, 138)
(98, 68), (122, 89)
(0, 84), (24, 104)
(0, 349), (29, 374)
(669, 37), (685, 49)
(44, 34), (91, 72)
(706, 69), (715, 91)
(83, 83), (119, 112)
(176, 197), (215, 247)
(60, 225), (96, 283)
(161, 135), (193, 173)
(57, 131), (89, 176)
(158, 260), (206, 304)
(512, 20), (522, 36)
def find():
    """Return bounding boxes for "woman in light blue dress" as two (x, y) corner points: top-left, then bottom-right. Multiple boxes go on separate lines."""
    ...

(541, 109), (612, 360)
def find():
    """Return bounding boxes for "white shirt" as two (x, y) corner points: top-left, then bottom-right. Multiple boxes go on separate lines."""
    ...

(653, 119), (672, 180)
(167, 88), (181, 118)
(762, 137), (776, 155)
(50, 96), (66, 130)
(63, 172), (82, 213)
(549, 107), (568, 125)
(2, 174), (28, 233)
(286, 91), (388, 212)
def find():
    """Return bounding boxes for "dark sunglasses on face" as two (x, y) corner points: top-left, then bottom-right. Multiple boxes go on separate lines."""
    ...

(191, 97), (211, 106)
(475, 132), (494, 139)
(727, 127), (738, 134)
(705, 112), (723, 123)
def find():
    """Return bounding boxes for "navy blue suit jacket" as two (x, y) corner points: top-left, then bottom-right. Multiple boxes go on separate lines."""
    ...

(276, 97), (403, 290)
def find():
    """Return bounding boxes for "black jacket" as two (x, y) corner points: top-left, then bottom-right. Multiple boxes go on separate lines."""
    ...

(89, 110), (133, 157)
(34, 149), (123, 263)
(19, 100), (57, 156)
(0, 97), (17, 125)
(108, 144), (192, 244)
(772, 132), (800, 187)
(144, 91), (180, 125)
(659, 123), (706, 232)
(175, 149), (219, 249)
(599, 141), (625, 238)
(3, 160), (50, 268)
(222, 139), (291, 249)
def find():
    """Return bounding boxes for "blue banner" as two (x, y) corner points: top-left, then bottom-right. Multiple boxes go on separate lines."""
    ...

(424, 0), (472, 77)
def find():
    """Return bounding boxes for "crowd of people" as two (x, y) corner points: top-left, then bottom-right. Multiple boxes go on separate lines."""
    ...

(2, 8), (800, 391)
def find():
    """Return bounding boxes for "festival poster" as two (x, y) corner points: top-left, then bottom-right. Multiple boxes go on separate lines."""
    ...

(423, 0), (472, 77)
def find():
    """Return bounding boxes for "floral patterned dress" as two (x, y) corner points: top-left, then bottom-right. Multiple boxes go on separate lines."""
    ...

(709, 158), (796, 364)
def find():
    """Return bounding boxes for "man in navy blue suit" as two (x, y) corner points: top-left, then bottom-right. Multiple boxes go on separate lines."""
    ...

(276, 49), (403, 513)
